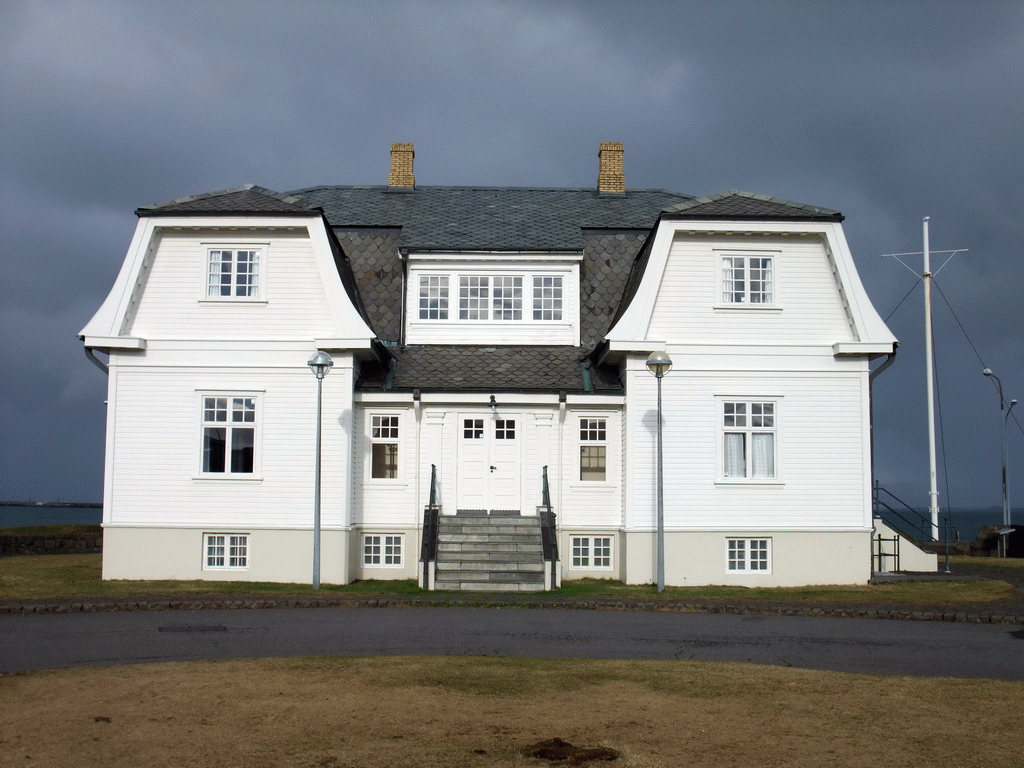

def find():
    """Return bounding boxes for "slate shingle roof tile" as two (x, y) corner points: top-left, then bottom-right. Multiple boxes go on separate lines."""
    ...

(661, 190), (843, 221)
(137, 185), (314, 216)
(357, 345), (621, 393)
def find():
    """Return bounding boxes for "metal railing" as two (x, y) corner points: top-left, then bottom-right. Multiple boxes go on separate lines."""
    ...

(539, 465), (558, 586)
(420, 464), (440, 587)
(872, 533), (899, 573)
(873, 482), (936, 544)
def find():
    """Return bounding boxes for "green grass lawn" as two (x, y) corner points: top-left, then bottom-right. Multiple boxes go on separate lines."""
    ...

(0, 552), (1017, 605)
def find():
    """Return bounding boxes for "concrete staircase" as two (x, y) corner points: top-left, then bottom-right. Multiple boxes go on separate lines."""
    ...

(434, 512), (545, 591)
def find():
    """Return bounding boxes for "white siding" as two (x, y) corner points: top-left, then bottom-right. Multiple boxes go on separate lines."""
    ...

(128, 230), (338, 340)
(351, 405), (418, 528)
(556, 409), (623, 528)
(107, 362), (354, 530)
(647, 234), (855, 345)
(622, 357), (871, 532)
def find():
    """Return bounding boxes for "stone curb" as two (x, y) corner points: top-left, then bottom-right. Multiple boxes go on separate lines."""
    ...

(2, 597), (1022, 625)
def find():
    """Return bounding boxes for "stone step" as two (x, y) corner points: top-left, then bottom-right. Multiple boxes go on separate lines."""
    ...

(433, 511), (546, 592)
(436, 532), (540, 544)
(439, 522), (539, 532)
(436, 548), (540, 561)
(436, 561), (544, 572)
(435, 581), (546, 592)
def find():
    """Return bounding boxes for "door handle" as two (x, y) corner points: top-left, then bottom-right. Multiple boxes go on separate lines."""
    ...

(490, 465), (497, 472)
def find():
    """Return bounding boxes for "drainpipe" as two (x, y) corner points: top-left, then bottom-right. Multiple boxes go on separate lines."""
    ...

(84, 347), (109, 375)
(868, 344), (898, 526)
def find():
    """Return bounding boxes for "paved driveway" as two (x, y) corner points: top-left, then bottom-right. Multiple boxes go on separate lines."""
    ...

(2, 606), (1022, 679)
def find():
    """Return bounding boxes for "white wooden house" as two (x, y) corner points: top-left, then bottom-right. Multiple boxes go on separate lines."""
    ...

(80, 142), (901, 589)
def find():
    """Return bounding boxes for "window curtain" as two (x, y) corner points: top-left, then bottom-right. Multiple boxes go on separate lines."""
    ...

(724, 433), (745, 477)
(751, 433), (774, 477)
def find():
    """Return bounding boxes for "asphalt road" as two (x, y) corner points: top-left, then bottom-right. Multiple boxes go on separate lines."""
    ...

(2, 606), (1022, 679)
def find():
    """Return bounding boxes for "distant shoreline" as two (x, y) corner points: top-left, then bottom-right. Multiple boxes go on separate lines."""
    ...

(0, 502), (102, 508)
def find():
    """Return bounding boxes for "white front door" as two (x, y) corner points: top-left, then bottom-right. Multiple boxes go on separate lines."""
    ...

(457, 414), (521, 512)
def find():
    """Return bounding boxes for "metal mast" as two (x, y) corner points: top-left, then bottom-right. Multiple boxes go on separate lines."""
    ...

(922, 217), (940, 540)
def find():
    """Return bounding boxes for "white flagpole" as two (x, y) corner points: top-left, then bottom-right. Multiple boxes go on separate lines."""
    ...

(923, 217), (940, 540)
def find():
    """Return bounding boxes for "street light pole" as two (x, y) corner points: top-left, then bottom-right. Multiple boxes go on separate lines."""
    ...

(308, 351), (334, 588)
(983, 368), (1016, 557)
(646, 350), (672, 592)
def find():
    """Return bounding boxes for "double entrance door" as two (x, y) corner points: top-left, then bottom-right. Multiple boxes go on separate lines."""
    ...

(456, 414), (521, 512)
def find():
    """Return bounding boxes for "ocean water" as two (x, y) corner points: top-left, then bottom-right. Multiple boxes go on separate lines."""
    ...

(0, 505), (102, 528)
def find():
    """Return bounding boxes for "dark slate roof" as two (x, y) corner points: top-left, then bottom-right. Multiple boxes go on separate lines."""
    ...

(356, 345), (622, 393)
(137, 185), (315, 216)
(289, 186), (692, 251)
(661, 190), (843, 221)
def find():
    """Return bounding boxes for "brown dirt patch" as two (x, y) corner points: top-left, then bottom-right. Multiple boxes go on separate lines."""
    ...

(2, 656), (1023, 767)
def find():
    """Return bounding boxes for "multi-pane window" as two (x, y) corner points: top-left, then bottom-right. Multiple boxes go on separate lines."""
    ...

(580, 417), (607, 481)
(723, 401), (776, 478)
(459, 276), (489, 319)
(728, 538), (771, 572)
(202, 396), (256, 474)
(722, 256), (773, 304)
(416, 272), (566, 322)
(532, 276), (563, 320)
(208, 249), (260, 298)
(364, 535), (403, 566)
(571, 536), (612, 568)
(418, 275), (449, 319)
(370, 415), (399, 479)
(492, 276), (523, 320)
(463, 419), (484, 439)
(495, 419), (516, 440)
(205, 534), (248, 569)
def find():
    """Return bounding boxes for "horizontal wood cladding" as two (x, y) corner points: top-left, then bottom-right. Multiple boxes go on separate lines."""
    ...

(624, 367), (870, 531)
(351, 405), (418, 527)
(647, 234), (853, 344)
(108, 366), (354, 529)
(128, 231), (338, 339)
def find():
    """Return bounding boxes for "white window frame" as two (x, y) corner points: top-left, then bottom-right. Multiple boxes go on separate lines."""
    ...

(204, 533), (249, 570)
(203, 244), (267, 301)
(716, 252), (777, 308)
(368, 413), (401, 481)
(198, 393), (261, 479)
(579, 417), (608, 482)
(570, 535), (614, 570)
(718, 398), (780, 483)
(363, 534), (404, 567)
(727, 538), (772, 573)
(411, 267), (571, 326)
(532, 275), (563, 320)
(418, 275), (449, 320)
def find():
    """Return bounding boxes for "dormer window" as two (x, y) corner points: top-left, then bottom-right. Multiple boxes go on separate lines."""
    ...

(416, 273), (562, 323)
(207, 247), (262, 298)
(721, 254), (773, 305)
(406, 253), (579, 345)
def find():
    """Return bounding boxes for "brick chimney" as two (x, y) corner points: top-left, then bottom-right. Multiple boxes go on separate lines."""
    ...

(388, 142), (415, 189)
(597, 142), (625, 195)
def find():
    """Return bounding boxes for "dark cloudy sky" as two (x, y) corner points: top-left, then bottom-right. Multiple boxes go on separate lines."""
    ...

(2, 0), (1021, 513)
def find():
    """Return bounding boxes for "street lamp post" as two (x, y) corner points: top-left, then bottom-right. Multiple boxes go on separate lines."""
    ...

(983, 369), (1016, 557)
(646, 350), (672, 592)
(308, 351), (334, 588)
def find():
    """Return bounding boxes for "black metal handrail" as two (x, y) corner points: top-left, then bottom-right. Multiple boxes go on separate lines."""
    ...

(539, 466), (558, 585)
(873, 482), (937, 543)
(421, 464), (440, 587)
